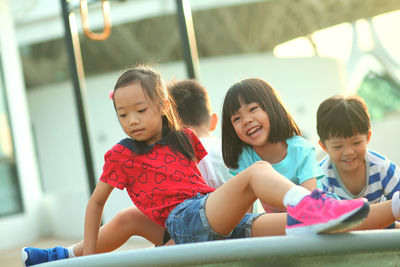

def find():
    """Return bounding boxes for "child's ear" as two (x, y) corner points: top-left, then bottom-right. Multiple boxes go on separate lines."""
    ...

(209, 113), (218, 132)
(366, 130), (372, 144)
(318, 140), (328, 152)
(161, 99), (170, 115)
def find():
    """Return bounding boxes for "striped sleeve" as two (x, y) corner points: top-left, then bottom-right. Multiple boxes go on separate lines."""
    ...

(382, 161), (400, 199)
(368, 150), (400, 200)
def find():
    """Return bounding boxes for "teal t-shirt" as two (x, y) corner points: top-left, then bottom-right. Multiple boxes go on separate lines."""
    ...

(230, 135), (324, 187)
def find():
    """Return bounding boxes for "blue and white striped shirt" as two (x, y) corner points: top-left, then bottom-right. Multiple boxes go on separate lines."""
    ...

(319, 150), (400, 203)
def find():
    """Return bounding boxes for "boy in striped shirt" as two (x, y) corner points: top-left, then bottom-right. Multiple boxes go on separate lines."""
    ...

(317, 95), (400, 227)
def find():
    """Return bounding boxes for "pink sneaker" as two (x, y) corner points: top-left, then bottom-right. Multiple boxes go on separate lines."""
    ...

(286, 189), (369, 235)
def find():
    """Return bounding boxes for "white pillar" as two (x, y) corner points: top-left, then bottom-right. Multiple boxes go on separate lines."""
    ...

(0, 0), (43, 251)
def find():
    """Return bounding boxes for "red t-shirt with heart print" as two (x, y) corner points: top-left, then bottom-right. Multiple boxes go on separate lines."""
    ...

(100, 129), (215, 226)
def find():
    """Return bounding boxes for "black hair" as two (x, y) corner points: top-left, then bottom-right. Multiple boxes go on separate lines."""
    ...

(112, 65), (195, 160)
(221, 78), (300, 169)
(167, 79), (211, 127)
(317, 95), (370, 143)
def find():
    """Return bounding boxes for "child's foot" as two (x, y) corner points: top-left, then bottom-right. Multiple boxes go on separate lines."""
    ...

(286, 189), (369, 235)
(21, 246), (69, 266)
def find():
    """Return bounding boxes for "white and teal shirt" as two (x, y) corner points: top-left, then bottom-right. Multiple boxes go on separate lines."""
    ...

(197, 137), (233, 189)
(230, 135), (324, 186)
(319, 150), (400, 203)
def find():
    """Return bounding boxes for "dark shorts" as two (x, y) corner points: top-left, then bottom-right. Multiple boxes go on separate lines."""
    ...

(386, 222), (396, 229)
(165, 193), (263, 244)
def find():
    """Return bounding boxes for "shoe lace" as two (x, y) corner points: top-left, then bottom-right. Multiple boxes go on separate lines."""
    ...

(310, 189), (325, 199)
(324, 186), (341, 199)
(310, 187), (340, 201)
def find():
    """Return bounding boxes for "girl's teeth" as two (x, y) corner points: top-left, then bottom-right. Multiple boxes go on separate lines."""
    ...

(248, 127), (259, 135)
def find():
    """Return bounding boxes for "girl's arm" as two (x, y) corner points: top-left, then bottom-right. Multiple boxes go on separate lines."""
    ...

(300, 178), (317, 191)
(83, 181), (114, 255)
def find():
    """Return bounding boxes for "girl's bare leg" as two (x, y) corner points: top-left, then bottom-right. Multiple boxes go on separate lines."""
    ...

(73, 207), (166, 256)
(205, 161), (296, 235)
(207, 159), (395, 236)
(251, 213), (287, 236)
(250, 201), (397, 236)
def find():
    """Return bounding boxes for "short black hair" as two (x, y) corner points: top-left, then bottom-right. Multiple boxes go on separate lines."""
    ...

(317, 95), (371, 143)
(167, 79), (211, 127)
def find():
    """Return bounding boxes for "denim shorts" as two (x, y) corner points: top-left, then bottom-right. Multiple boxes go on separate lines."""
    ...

(165, 193), (263, 244)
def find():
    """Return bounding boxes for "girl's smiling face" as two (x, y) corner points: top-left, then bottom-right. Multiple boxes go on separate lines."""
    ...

(114, 82), (164, 145)
(230, 100), (271, 148)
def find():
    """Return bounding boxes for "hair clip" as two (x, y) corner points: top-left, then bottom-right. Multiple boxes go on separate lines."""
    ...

(109, 90), (114, 100)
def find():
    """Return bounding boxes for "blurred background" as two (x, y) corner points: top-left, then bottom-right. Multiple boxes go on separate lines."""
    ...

(1, 0), (400, 261)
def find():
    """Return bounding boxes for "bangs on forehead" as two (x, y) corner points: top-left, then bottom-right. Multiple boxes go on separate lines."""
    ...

(225, 84), (260, 117)
(328, 109), (369, 139)
(115, 69), (160, 102)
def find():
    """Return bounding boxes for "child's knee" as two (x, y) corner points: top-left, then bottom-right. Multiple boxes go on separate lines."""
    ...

(251, 161), (273, 172)
(115, 207), (142, 227)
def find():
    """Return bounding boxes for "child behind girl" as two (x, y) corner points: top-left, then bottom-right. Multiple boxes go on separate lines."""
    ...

(222, 78), (323, 213)
(317, 95), (400, 227)
(167, 79), (232, 188)
(22, 66), (369, 266)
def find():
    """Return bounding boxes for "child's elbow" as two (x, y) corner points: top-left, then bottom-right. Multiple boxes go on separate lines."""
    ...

(87, 192), (108, 211)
